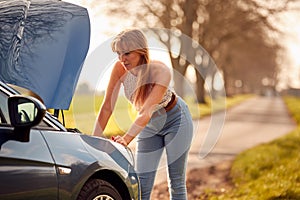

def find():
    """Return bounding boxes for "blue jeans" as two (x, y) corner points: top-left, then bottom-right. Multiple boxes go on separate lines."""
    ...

(136, 97), (193, 200)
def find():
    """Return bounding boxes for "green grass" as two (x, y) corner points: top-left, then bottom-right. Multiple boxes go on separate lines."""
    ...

(55, 94), (135, 136)
(55, 94), (252, 138)
(283, 96), (300, 124)
(205, 96), (300, 200)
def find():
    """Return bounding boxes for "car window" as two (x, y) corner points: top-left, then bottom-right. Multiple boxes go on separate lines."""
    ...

(0, 91), (10, 124)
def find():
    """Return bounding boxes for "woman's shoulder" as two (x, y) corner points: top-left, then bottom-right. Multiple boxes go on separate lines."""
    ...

(112, 61), (126, 79)
(113, 61), (126, 71)
(149, 60), (171, 83)
(149, 60), (171, 75)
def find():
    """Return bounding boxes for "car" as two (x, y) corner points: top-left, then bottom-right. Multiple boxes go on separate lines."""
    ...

(0, 80), (140, 199)
(0, 0), (140, 199)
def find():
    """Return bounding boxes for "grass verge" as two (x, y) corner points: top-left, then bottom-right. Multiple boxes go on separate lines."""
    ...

(56, 94), (252, 137)
(206, 96), (300, 200)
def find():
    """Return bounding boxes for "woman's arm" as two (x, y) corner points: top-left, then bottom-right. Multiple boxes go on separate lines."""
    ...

(92, 62), (125, 137)
(114, 61), (171, 145)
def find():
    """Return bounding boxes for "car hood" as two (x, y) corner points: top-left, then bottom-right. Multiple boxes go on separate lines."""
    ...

(0, 0), (90, 109)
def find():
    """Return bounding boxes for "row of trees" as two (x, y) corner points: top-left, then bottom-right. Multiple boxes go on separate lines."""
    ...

(97, 0), (298, 102)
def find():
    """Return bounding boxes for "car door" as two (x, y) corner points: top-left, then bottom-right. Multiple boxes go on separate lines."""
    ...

(0, 90), (58, 199)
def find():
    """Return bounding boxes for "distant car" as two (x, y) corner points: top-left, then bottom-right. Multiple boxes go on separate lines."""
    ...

(0, 81), (140, 199)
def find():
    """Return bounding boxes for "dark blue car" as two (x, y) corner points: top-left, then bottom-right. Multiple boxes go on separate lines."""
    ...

(0, 0), (140, 199)
(0, 82), (140, 200)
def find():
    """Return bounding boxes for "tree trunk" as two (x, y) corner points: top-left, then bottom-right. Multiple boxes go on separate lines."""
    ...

(171, 55), (188, 97)
(195, 71), (206, 103)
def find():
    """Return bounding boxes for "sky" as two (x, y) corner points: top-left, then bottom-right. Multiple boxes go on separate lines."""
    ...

(275, 10), (300, 89)
(64, 0), (300, 91)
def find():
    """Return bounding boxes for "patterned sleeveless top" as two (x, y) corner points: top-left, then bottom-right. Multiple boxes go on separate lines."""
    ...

(123, 71), (174, 110)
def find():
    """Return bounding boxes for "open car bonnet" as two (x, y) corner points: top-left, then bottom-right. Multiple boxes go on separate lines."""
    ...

(0, 0), (90, 109)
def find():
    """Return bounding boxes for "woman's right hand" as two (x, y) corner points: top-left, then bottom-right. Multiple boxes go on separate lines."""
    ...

(111, 135), (128, 146)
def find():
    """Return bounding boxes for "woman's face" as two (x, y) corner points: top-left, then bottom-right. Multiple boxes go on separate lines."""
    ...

(118, 51), (141, 70)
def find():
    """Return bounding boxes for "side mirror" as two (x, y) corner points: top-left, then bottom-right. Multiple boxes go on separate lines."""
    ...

(8, 95), (46, 129)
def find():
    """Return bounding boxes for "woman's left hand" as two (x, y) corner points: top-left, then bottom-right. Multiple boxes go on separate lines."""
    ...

(111, 135), (128, 146)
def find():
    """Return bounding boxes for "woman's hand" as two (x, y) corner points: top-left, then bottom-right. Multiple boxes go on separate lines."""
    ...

(111, 135), (128, 146)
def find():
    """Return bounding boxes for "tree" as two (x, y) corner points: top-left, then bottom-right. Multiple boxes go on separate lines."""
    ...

(97, 0), (296, 102)
(76, 82), (92, 94)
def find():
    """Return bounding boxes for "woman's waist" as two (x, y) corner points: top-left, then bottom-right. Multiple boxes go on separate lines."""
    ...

(151, 92), (178, 118)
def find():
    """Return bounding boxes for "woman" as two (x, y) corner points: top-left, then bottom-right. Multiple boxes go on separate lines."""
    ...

(93, 28), (193, 200)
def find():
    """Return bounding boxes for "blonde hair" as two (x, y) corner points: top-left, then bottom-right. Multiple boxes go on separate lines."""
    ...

(111, 28), (152, 108)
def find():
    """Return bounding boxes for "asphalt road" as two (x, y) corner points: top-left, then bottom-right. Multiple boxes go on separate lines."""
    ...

(128, 96), (297, 185)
